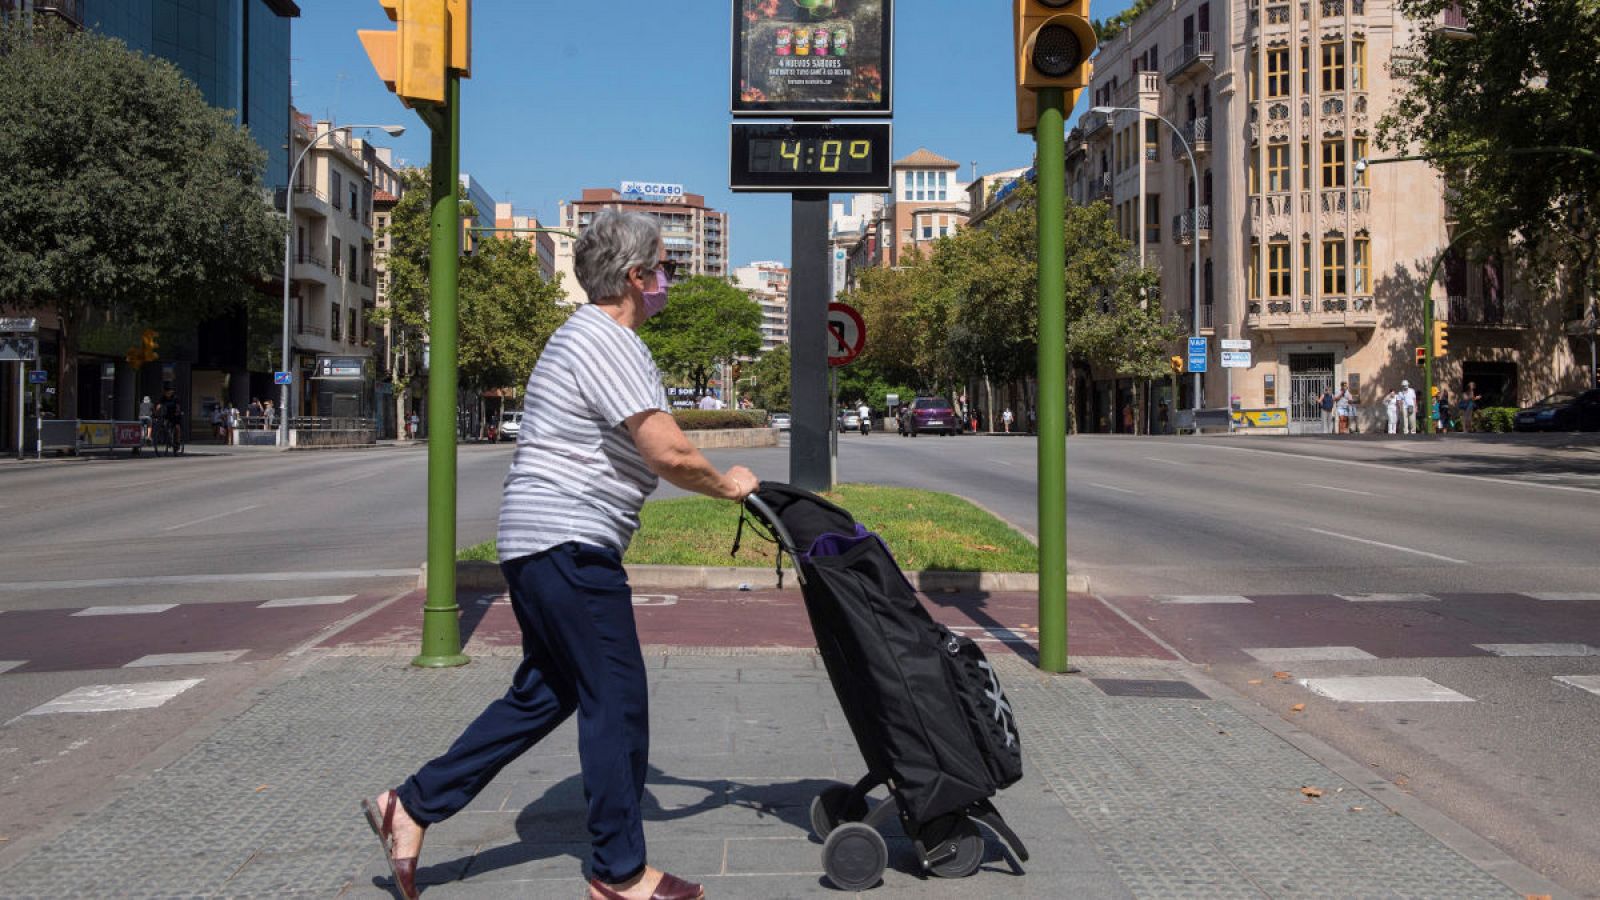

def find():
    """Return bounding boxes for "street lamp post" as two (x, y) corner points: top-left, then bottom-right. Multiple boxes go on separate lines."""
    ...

(279, 123), (405, 448)
(1093, 106), (1203, 412)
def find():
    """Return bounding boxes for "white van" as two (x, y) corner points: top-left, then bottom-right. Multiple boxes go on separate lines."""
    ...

(498, 410), (523, 441)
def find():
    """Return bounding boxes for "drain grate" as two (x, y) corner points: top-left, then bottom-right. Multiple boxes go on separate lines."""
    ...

(1089, 678), (1210, 699)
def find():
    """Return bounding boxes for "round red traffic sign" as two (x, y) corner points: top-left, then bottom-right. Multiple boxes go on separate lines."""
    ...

(826, 302), (866, 367)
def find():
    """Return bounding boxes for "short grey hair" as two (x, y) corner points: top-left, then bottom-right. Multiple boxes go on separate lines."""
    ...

(574, 210), (660, 302)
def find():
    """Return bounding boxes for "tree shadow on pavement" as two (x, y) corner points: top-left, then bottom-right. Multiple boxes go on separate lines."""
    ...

(918, 572), (1041, 667)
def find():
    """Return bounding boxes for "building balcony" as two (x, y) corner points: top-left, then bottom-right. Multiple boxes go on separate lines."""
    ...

(1448, 295), (1528, 328)
(1172, 116), (1211, 157)
(1165, 33), (1215, 82)
(32, 0), (84, 27)
(1082, 110), (1111, 137)
(293, 253), (338, 287)
(1174, 206), (1212, 244)
(1093, 172), (1113, 201)
(1437, 2), (1472, 38)
(292, 184), (331, 219)
(1247, 295), (1376, 328)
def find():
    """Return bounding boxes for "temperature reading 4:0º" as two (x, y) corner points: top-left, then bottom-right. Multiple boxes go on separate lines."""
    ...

(749, 138), (874, 174)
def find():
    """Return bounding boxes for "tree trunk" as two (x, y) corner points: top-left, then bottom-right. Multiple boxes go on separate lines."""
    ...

(55, 300), (82, 419)
(984, 373), (995, 433)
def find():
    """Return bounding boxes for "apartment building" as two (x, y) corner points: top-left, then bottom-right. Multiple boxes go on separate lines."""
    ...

(286, 113), (377, 417)
(489, 202), (558, 283)
(733, 262), (792, 354)
(829, 193), (885, 296)
(359, 140), (409, 437)
(1067, 0), (1579, 433)
(887, 149), (970, 267)
(554, 184), (730, 305)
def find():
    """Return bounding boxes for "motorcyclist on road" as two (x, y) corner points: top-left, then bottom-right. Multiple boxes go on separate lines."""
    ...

(857, 401), (872, 436)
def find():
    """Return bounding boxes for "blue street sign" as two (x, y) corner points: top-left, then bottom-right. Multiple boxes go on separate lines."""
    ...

(28, 369), (48, 384)
(1187, 336), (1208, 373)
(273, 371), (293, 385)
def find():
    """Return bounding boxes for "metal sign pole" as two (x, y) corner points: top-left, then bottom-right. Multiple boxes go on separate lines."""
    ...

(33, 380), (41, 459)
(15, 361), (23, 461)
(790, 190), (832, 492)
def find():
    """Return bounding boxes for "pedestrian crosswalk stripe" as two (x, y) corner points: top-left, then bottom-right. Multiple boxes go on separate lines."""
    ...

(1475, 643), (1597, 658)
(71, 604), (177, 617)
(19, 679), (203, 717)
(1300, 676), (1474, 703)
(1554, 675), (1600, 697)
(256, 595), (354, 609)
(1245, 646), (1377, 662)
(1337, 593), (1440, 603)
(124, 650), (249, 668)
(1523, 592), (1600, 602)
(0, 661), (26, 675)
(1153, 595), (1253, 605)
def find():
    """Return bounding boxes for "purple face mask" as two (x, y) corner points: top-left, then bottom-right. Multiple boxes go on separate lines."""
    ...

(641, 265), (671, 318)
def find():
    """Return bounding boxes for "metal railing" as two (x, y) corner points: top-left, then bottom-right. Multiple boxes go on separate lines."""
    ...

(1448, 295), (1526, 326)
(1164, 33), (1214, 80)
(1082, 110), (1112, 135)
(1174, 116), (1211, 155)
(33, 0), (84, 25)
(295, 252), (327, 270)
(1174, 206), (1212, 242)
(293, 184), (330, 204)
(1095, 172), (1114, 199)
(297, 323), (327, 338)
(290, 417), (377, 431)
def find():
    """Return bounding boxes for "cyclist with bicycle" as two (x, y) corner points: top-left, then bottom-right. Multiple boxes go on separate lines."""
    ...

(158, 388), (184, 455)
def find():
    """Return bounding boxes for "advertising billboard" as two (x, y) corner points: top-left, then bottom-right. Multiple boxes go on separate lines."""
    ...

(731, 0), (892, 116)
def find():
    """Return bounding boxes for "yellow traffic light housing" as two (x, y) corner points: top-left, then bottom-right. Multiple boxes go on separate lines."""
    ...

(360, 0), (470, 107)
(1013, 0), (1098, 133)
(1169, 355), (1184, 374)
(1431, 320), (1449, 357)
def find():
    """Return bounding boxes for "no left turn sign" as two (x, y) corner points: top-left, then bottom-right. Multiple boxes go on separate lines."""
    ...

(826, 302), (866, 367)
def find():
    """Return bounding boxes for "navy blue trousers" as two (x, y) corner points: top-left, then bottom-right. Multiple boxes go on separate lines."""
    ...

(396, 542), (650, 884)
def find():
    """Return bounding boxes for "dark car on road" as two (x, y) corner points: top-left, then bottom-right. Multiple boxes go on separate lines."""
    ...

(1513, 389), (1600, 432)
(904, 396), (958, 436)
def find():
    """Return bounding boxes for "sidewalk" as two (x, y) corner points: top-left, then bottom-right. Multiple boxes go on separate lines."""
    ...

(0, 589), (1564, 898)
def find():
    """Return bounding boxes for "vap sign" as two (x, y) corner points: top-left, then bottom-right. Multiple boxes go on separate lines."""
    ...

(620, 182), (684, 203)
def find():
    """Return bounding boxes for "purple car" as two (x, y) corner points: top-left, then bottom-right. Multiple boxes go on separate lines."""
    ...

(906, 396), (958, 436)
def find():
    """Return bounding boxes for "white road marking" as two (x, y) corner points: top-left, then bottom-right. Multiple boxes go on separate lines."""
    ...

(0, 570), (420, 592)
(1299, 527), (1469, 565)
(1089, 482), (1142, 495)
(1338, 593), (1440, 603)
(1301, 675), (1474, 703)
(632, 594), (678, 607)
(1143, 457), (1185, 466)
(163, 504), (261, 532)
(0, 661), (26, 675)
(71, 604), (177, 617)
(257, 595), (355, 609)
(124, 650), (250, 667)
(1554, 675), (1600, 697)
(1153, 594), (1253, 605)
(987, 458), (1017, 468)
(1177, 441), (1600, 495)
(17, 679), (203, 717)
(1245, 646), (1377, 662)
(1474, 643), (1597, 658)
(1524, 592), (1600, 602)
(1309, 483), (1375, 496)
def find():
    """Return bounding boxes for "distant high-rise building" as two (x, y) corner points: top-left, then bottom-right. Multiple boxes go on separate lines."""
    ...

(733, 262), (791, 354)
(490, 202), (558, 285)
(829, 194), (884, 296)
(556, 184), (729, 305)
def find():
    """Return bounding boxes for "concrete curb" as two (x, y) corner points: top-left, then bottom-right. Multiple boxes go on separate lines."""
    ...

(428, 560), (1087, 594)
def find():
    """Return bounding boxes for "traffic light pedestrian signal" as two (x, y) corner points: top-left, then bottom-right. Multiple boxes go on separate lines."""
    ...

(126, 329), (159, 366)
(1013, 0), (1097, 133)
(360, 0), (471, 107)
(1415, 346), (1426, 366)
(1431, 320), (1449, 357)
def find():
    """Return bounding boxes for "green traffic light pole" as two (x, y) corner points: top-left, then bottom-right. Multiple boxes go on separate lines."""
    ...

(413, 73), (469, 669)
(1035, 86), (1070, 674)
(1357, 146), (1599, 435)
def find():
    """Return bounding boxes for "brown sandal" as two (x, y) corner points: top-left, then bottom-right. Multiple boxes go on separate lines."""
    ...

(588, 870), (705, 900)
(361, 790), (420, 900)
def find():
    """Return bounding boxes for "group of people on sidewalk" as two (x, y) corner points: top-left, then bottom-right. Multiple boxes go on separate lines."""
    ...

(1320, 380), (1484, 434)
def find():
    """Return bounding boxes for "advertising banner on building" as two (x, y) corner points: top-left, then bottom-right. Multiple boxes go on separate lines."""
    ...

(731, 0), (892, 116)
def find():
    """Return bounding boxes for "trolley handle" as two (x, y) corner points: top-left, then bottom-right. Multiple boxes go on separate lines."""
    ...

(742, 491), (800, 556)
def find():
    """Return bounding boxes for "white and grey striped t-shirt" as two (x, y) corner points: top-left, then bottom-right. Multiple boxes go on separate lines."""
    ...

(496, 304), (669, 561)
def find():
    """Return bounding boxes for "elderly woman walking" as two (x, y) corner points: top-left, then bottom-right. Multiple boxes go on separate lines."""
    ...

(362, 210), (758, 900)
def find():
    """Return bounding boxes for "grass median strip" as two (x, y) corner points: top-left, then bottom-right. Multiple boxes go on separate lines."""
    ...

(459, 484), (1038, 572)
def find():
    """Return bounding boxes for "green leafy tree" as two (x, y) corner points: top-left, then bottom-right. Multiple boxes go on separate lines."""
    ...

(1381, 0), (1600, 311)
(0, 18), (283, 415)
(747, 343), (791, 411)
(456, 237), (571, 395)
(639, 275), (762, 398)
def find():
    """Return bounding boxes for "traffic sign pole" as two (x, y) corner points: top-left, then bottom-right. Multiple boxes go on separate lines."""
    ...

(1035, 85), (1069, 674)
(790, 191), (832, 493)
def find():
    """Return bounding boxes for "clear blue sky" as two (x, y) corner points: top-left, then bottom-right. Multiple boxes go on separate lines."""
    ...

(289, 1), (1124, 266)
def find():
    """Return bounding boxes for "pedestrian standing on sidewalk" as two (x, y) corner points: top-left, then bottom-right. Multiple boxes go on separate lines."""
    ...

(1383, 389), (1399, 434)
(1436, 387), (1453, 433)
(138, 395), (153, 444)
(1334, 381), (1353, 434)
(1459, 380), (1481, 432)
(1002, 407), (1014, 433)
(1400, 380), (1418, 434)
(362, 211), (752, 900)
(1319, 388), (1336, 432)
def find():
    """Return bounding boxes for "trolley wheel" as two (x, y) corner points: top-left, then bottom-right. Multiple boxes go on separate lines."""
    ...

(810, 785), (866, 839)
(822, 822), (888, 892)
(926, 817), (985, 878)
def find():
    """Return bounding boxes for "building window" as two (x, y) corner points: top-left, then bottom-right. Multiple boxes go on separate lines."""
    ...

(331, 170), (343, 209)
(1353, 137), (1369, 186)
(349, 246), (358, 282)
(1145, 119), (1161, 160)
(349, 186), (359, 219)
(1323, 239), (1347, 294)
(331, 302), (342, 341)
(1353, 236), (1371, 293)
(1248, 51), (1259, 101)
(1321, 41), (1346, 92)
(1321, 140), (1346, 188)
(332, 236), (342, 275)
(1146, 194), (1161, 242)
(1268, 241), (1291, 297)
(1301, 140), (1312, 189)
(1249, 154), (1259, 193)
(1249, 244), (1261, 299)
(1301, 45), (1311, 94)
(1267, 49), (1290, 98)
(1302, 238), (1313, 295)
(1268, 144), (1290, 192)
(1352, 39), (1366, 90)
(938, 171), (948, 201)
(902, 170), (912, 199)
